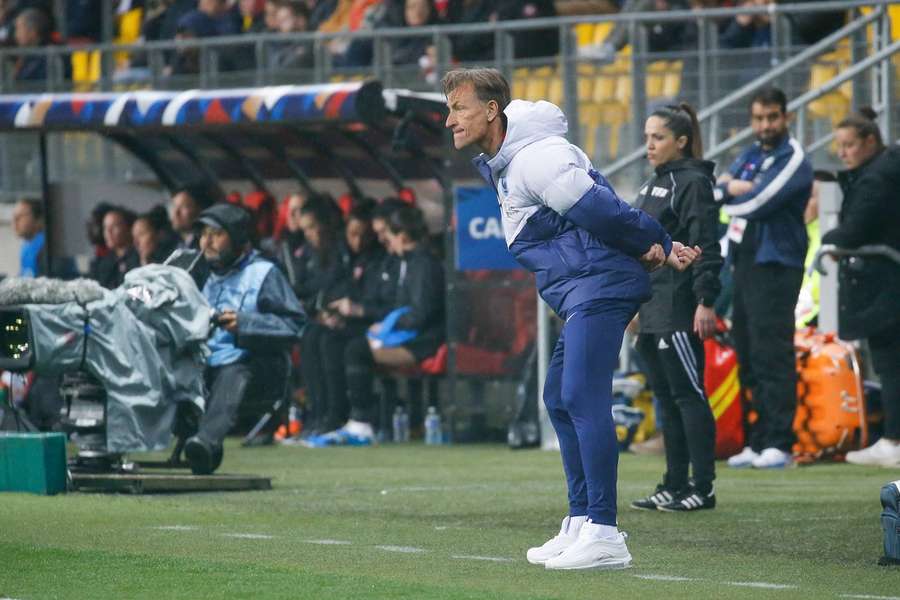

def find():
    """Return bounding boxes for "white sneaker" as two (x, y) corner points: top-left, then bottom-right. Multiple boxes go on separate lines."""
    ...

(525, 515), (584, 565)
(846, 438), (900, 467)
(343, 419), (375, 441)
(544, 522), (632, 570)
(751, 447), (793, 469)
(727, 446), (759, 468)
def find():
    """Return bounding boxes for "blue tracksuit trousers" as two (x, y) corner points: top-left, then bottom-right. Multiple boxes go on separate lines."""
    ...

(543, 297), (639, 526)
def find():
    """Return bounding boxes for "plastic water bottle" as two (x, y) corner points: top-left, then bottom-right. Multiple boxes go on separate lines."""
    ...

(400, 409), (410, 442)
(392, 405), (406, 443)
(424, 406), (442, 445)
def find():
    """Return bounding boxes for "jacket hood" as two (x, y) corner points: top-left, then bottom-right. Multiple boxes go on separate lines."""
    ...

(655, 157), (716, 182)
(485, 100), (568, 178)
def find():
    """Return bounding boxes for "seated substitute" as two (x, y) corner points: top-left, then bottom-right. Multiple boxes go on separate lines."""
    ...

(185, 203), (306, 474)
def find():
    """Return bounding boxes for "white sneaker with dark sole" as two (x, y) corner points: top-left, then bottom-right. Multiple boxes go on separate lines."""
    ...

(525, 515), (584, 565)
(845, 438), (900, 467)
(752, 447), (793, 469)
(544, 523), (632, 570)
(727, 446), (759, 468)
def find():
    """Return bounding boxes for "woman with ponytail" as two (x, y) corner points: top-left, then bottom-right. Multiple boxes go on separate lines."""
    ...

(825, 109), (900, 467)
(630, 102), (724, 512)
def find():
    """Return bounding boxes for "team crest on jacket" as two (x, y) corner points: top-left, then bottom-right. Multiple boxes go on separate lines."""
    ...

(499, 176), (509, 195)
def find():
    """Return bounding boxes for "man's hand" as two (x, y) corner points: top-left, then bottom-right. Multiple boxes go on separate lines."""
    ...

(693, 304), (717, 340)
(716, 173), (734, 185)
(666, 241), (701, 272)
(329, 297), (363, 318)
(639, 243), (666, 272)
(727, 179), (754, 197)
(218, 309), (238, 333)
(318, 311), (345, 330)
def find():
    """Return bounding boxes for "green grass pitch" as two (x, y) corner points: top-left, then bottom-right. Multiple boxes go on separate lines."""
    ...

(2, 442), (899, 599)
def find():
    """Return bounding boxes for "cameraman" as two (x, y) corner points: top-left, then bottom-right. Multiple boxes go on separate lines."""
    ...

(185, 203), (306, 474)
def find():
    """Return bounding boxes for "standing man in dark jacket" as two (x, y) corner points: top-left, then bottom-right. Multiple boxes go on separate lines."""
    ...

(185, 203), (306, 474)
(630, 103), (723, 512)
(715, 88), (813, 469)
(824, 113), (900, 467)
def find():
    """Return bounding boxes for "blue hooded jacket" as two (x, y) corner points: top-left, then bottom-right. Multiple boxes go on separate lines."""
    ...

(472, 99), (671, 317)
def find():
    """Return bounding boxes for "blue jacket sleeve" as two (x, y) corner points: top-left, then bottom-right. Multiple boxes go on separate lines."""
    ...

(723, 140), (813, 220)
(714, 149), (749, 203)
(564, 182), (673, 257)
(236, 268), (307, 351)
(531, 158), (672, 257)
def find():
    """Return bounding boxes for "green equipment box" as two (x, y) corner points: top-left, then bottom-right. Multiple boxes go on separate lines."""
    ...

(0, 432), (67, 495)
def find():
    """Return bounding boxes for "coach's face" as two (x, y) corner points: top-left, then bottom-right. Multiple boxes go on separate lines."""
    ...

(750, 101), (788, 149)
(446, 82), (493, 151)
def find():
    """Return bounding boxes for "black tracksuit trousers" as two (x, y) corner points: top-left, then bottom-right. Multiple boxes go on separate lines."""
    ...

(869, 325), (900, 440)
(731, 259), (802, 453)
(637, 331), (716, 494)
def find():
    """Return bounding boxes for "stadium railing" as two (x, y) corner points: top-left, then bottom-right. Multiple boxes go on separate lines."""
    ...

(0, 0), (897, 200)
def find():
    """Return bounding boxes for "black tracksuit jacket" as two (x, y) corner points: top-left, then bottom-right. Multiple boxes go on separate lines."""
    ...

(633, 158), (724, 334)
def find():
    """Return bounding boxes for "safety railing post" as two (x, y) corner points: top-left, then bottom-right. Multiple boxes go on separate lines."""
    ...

(561, 24), (579, 148)
(698, 15), (709, 109)
(630, 20), (647, 148)
(880, 10), (893, 138)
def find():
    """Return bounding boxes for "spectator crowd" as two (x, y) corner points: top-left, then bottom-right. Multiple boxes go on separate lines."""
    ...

(12, 183), (446, 470)
(0, 0), (849, 82)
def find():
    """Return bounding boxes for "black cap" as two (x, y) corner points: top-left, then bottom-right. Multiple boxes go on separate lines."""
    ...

(197, 203), (252, 247)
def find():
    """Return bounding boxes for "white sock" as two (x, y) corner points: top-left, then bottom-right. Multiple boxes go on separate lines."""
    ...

(586, 520), (619, 539)
(597, 524), (619, 539)
(566, 515), (587, 534)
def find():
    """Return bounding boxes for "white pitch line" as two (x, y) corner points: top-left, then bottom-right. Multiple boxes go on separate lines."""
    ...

(222, 533), (276, 540)
(634, 574), (696, 582)
(375, 545), (425, 554)
(451, 555), (514, 563)
(840, 595), (900, 600)
(634, 574), (796, 590)
(153, 525), (199, 531)
(725, 581), (798, 590)
(303, 539), (352, 545)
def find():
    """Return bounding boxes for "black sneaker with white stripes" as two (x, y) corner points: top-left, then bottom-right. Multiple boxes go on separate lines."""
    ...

(630, 485), (680, 511)
(657, 487), (716, 512)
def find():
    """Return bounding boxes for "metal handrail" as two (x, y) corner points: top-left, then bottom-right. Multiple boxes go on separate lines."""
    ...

(604, 6), (886, 176)
(0, 0), (891, 66)
(812, 244), (900, 276)
(704, 36), (900, 162)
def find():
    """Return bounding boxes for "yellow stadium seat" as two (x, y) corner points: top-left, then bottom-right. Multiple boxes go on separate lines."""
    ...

(548, 73), (563, 107)
(575, 23), (595, 47)
(592, 22), (614, 46)
(645, 60), (668, 100)
(807, 47), (852, 127)
(114, 8), (143, 68)
(71, 50), (101, 90)
(662, 60), (683, 99)
(524, 66), (554, 102)
(512, 67), (529, 100)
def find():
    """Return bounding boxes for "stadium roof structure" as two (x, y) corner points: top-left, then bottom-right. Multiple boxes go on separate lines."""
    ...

(0, 81), (458, 197)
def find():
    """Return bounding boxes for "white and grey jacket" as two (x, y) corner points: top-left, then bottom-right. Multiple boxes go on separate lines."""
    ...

(472, 99), (672, 317)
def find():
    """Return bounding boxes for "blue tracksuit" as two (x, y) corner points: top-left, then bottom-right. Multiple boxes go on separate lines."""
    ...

(473, 99), (671, 524)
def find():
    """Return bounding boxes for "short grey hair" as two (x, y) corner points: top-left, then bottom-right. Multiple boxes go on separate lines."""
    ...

(441, 68), (511, 110)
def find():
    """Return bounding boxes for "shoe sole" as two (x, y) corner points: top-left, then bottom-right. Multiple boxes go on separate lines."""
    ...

(184, 441), (213, 475)
(629, 503), (661, 511)
(657, 505), (715, 513)
(846, 460), (900, 467)
(545, 557), (633, 570)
